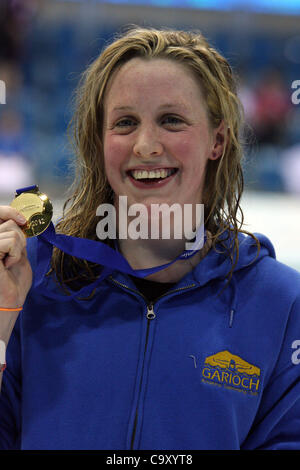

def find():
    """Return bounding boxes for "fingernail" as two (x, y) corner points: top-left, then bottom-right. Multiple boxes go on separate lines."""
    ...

(17, 215), (27, 224)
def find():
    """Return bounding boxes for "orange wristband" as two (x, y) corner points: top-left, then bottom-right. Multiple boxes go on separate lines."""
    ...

(0, 307), (23, 311)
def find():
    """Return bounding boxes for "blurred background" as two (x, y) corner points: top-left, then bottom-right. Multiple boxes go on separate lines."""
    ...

(0, 0), (299, 270)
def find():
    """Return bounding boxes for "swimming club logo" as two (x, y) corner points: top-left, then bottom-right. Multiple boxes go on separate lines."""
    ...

(201, 350), (261, 395)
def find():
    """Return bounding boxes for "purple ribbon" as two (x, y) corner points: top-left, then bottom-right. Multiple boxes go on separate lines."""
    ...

(34, 222), (204, 300)
(17, 186), (204, 301)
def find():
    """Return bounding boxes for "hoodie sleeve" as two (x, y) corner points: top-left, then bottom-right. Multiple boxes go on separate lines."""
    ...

(242, 293), (300, 450)
(0, 315), (22, 449)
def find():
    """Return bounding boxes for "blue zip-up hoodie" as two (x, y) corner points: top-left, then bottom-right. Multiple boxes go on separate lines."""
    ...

(0, 232), (300, 450)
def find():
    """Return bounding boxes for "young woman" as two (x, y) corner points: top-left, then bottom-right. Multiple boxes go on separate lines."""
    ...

(0, 26), (299, 450)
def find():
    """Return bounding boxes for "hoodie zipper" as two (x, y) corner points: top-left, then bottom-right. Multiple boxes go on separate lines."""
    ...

(108, 275), (197, 449)
(130, 302), (155, 449)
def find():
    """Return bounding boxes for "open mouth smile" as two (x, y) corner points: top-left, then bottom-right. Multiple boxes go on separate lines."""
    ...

(127, 167), (179, 188)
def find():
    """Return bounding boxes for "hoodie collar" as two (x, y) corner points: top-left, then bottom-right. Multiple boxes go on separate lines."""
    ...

(188, 231), (276, 327)
(190, 230), (276, 286)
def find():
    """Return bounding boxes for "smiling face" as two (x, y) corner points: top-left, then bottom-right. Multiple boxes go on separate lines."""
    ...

(103, 57), (223, 214)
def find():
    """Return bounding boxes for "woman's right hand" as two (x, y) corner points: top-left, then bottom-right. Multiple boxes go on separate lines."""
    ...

(0, 206), (33, 309)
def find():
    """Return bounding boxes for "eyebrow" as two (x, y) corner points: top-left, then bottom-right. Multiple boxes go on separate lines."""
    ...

(112, 103), (189, 112)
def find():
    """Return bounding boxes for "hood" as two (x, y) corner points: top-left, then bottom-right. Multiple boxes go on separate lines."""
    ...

(192, 231), (275, 286)
(191, 231), (276, 327)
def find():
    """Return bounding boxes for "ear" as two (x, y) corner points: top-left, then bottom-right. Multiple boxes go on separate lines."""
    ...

(208, 120), (227, 161)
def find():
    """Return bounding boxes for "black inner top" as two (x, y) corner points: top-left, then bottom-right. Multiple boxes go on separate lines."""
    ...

(129, 275), (176, 303)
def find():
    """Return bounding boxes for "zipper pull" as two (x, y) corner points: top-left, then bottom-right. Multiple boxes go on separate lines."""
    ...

(146, 303), (156, 320)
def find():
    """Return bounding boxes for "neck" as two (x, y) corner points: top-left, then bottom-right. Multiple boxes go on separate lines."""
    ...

(118, 234), (212, 283)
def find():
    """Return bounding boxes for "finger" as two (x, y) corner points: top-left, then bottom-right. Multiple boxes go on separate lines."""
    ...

(0, 230), (27, 251)
(0, 219), (26, 241)
(0, 237), (24, 270)
(0, 222), (27, 253)
(4, 246), (29, 271)
(0, 206), (27, 226)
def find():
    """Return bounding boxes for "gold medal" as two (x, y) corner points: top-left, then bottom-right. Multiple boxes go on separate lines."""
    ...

(10, 186), (53, 237)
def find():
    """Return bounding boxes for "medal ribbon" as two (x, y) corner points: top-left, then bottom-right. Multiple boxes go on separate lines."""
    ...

(16, 186), (205, 300)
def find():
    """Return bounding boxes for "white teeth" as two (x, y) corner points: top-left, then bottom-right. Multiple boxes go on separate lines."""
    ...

(131, 168), (175, 180)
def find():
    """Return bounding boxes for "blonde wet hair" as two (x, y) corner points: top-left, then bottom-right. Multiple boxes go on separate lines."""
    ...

(52, 25), (259, 293)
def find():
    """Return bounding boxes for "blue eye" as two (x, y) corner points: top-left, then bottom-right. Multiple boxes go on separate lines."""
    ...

(115, 118), (136, 127)
(162, 115), (183, 125)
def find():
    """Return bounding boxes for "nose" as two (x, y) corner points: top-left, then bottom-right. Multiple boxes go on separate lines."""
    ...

(133, 126), (164, 159)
